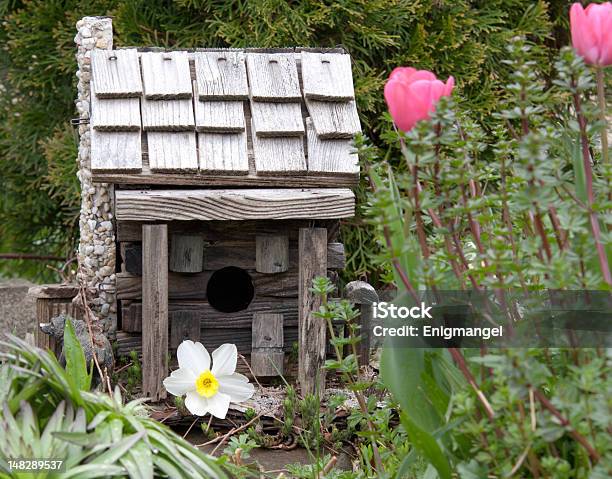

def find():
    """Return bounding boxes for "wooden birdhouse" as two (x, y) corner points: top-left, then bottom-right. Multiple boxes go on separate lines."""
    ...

(74, 17), (361, 400)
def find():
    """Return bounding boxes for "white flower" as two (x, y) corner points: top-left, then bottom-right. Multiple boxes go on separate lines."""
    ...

(163, 341), (255, 419)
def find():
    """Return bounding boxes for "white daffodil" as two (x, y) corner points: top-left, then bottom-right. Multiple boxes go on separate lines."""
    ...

(163, 341), (255, 419)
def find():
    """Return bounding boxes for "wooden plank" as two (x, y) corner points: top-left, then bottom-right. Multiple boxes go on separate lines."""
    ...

(170, 311), (200, 348)
(141, 51), (192, 99)
(169, 234), (204, 273)
(147, 132), (198, 171)
(91, 130), (142, 172)
(90, 87), (141, 131)
(116, 327), (299, 357)
(252, 131), (307, 175)
(306, 118), (359, 175)
(142, 224), (168, 401)
(194, 51), (249, 100)
(141, 98), (195, 131)
(198, 132), (248, 174)
(251, 312), (284, 376)
(256, 235), (289, 273)
(114, 188), (355, 221)
(250, 102), (304, 137)
(120, 240), (344, 273)
(93, 171), (359, 187)
(246, 53), (301, 102)
(298, 227), (328, 396)
(120, 298), (298, 333)
(28, 284), (80, 300)
(305, 99), (361, 139)
(194, 98), (245, 132)
(301, 52), (354, 101)
(116, 271), (298, 301)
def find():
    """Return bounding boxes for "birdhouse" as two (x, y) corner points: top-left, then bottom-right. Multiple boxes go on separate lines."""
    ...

(74, 17), (360, 400)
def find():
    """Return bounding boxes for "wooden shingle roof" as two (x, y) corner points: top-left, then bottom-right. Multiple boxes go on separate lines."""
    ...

(89, 48), (361, 188)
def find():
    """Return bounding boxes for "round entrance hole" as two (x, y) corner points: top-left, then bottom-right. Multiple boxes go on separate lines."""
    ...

(206, 266), (254, 313)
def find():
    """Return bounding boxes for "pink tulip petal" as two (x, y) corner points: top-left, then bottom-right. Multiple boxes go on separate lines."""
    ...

(571, 3), (589, 59)
(444, 76), (455, 97)
(389, 67), (417, 83)
(404, 69), (438, 84)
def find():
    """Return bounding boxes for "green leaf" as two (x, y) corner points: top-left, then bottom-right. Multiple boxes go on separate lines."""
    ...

(62, 464), (126, 478)
(63, 317), (91, 392)
(400, 413), (452, 479)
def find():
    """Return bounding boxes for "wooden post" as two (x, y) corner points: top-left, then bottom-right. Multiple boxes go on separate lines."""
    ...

(169, 234), (204, 273)
(142, 224), (168, 401)
(170, 311), (200, 348)
(298, 227), (327, 396)
(256, 235), (289, 273)
(346, 281), (378, 368)
(251, 312), (284, 376)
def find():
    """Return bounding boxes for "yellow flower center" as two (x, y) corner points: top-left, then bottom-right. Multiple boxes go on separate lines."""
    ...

(195, 370), (219, 398)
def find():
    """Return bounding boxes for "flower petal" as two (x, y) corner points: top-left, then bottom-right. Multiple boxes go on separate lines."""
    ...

(184, 391), (210, 416)
(218, 374), (255, 403)
(388, 66), (417, 83)
(177, 340), (210, 376)
(205, 392), (232, 419)
(384, 79), (421, 131)
(211, 344), (237, 376)
(163, 367), (196, 396)
(444, 76), (455, 97)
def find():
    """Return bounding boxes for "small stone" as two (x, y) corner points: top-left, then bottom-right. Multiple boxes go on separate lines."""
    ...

(95, 38), (108, 49)
(94, 245), (105, 255)
(100, 221), (113, 231)
(81, 27), (92, 38)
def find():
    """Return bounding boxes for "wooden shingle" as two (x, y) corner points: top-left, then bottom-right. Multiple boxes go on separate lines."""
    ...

(147, 132), (198, 171)
(250, 102), (304, 137)
(301, 52), (354, 101)
(141, 97), (195, 131)
(306, 118), (358, 175)
(141, 51), (192, 99)
(92, 49), (142, 98)
(252, 121), (306, 175)
(91, 130), (142, 172)
(90, 83), (141, 131)
(194, 51), (249, 100)
(194, 82), (245, 132)
(198, 132), (249, 174)
(305, 99), (361, 139)
(246, 53), (301, 102)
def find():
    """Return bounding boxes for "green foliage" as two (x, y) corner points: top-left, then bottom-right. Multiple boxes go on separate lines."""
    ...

(63, 317), (92, 392)
(0, 335), (227, 478)
(0, 0), (565, 281)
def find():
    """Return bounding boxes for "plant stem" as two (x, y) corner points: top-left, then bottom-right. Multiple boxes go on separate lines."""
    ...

(596, 66), (608, 166)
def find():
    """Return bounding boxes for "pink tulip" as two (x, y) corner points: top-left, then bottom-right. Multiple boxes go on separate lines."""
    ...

(384, 67), (454, 132)
(570, 2), (612, 67)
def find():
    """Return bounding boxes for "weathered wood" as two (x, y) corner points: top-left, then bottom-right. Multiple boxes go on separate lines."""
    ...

(298, 227), (328, 396)
(116, 270), (298, 301)
(30, 284), (82, 355)
(142, 224), (168, 401)
(346, 281), (378, 368)
(91, 130), (142, 172)
(141, 98), (195, 131)
(306, 118), (359, 176)
(93, 171), (359, 188)
(250, 102), (304, 137)
(169, 234), (204, 273)
(120, 298), (298, 333)
(198, 132), (249, 174)
(114, 188), (355, 221)
(169, 311), (200, 348)
(305, 99), (361, 139)
(256, 235), (289, 273)
(251, 312), (284, 376)
(194, 51), (249, 100)
(301, 52), (354, 101)
(116, 219), (339, 243)
(141, 51), (192, 99)
(121, 240), (345, 273)
(90, 89), (141, 131)
(116, 327), (299, 357)
(194, 97), (245, 132)
(147, 132), (198, 171)
(252, 133), (307, 175)
(92, 49), (143, 98)
(246, 53), (301, 102)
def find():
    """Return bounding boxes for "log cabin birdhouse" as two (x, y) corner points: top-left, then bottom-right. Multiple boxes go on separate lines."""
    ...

(75, 17), (360, 400)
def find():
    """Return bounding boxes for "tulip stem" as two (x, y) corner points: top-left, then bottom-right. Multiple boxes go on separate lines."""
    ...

(596, 67), (608, 166)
